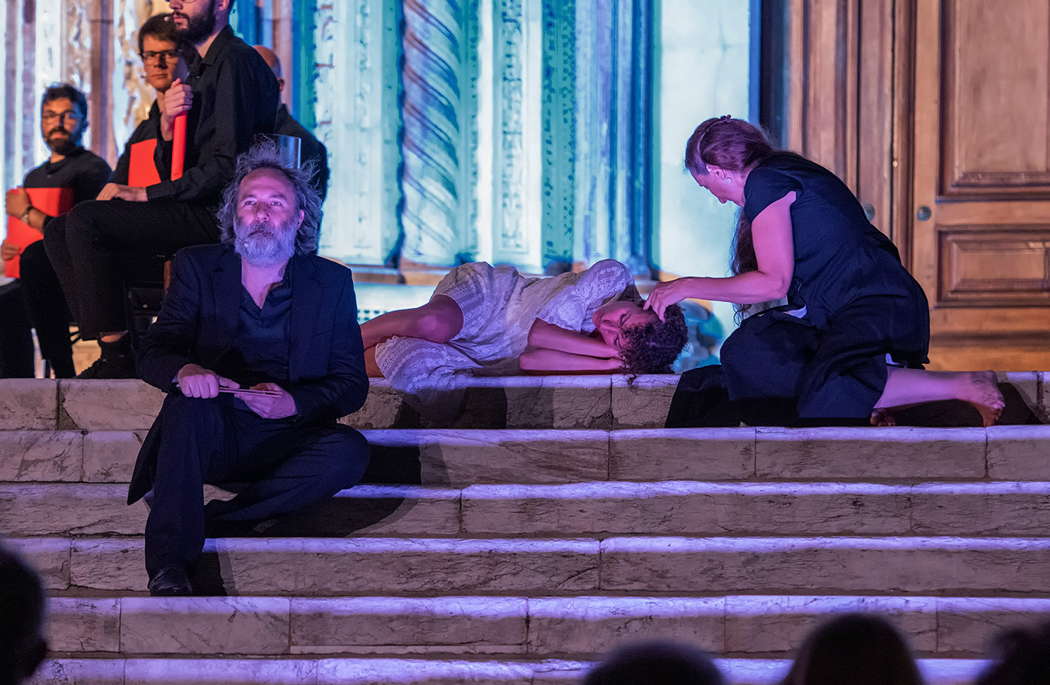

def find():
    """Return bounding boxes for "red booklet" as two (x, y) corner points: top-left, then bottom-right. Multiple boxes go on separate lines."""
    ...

(4, 186), (74, 278)
(128, 138), (161, 187)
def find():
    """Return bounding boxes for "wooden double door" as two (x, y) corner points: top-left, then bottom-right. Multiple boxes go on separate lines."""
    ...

(785, 0), (1050, 370)
(910, 0), (1050, 369)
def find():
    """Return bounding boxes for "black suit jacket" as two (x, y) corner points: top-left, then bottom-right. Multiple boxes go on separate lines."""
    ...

(128, 243), (368, 504)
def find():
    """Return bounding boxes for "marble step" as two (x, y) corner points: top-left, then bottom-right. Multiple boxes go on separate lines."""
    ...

(1, 373), (1044, 432)
(0, 376), (679, 431)
(7, 481), (1050, 538)
(27, 656), (987, 685)
(4, 425), (1050, 487)
(13, 536), (1050, 596)
(44, 594), (1050, 659)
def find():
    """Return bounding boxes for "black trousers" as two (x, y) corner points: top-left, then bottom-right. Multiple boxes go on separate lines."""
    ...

(18, 241), (74, 377)
(0, 281), (33, 378)
(669, 297), (927, 427)
(44, 198), (218, 340)
(144, 394), (370, 577)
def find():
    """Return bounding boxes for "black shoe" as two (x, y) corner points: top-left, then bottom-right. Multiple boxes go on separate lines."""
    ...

(77, 338), (136, 379)
(147, 566), (193, 596)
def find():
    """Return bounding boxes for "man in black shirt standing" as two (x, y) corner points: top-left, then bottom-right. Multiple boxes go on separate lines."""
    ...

(1, 84), (110, 377)
(252, 45), (330, 201)
(45, 0), (279, 378)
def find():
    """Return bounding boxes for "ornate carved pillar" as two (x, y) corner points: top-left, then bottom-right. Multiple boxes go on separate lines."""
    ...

(543, 0), (653, 275)
(540, 0), (576, 272)
(399, 0), (480, 273)
(575, 0), (652, 274)
(1, 0), (34, 191)
(313, 0), (401, 265)
(487, 0), (543, 272)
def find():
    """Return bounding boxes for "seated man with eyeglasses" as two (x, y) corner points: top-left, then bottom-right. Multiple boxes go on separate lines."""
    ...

(1, 84), (110, 377)
(105, 13), (188, 193)
(44, 1), (279, 378)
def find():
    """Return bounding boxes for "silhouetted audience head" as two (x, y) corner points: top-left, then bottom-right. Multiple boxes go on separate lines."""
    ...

(974, 621), (1050, 685)
(0, 544), (48, 685)
(780, 614), (924, 685)
(583, 641), (724, 685)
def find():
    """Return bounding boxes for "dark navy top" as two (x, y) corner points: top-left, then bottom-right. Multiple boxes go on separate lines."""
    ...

(217, 274), (293, 389)
(743, 153), (927, 330)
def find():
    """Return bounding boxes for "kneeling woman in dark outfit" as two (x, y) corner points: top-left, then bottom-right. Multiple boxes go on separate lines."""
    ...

(648, 116), (1003, 427)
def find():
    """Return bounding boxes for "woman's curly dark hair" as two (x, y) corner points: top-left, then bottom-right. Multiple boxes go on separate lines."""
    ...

(619, 303), (687, 373)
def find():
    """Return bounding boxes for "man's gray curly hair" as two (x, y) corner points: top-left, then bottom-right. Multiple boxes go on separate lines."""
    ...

(216, 140), (323, 255)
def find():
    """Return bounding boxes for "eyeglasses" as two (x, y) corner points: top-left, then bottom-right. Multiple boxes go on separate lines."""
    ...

(140, 49), (180, 63)
(41, 111), (83, 123)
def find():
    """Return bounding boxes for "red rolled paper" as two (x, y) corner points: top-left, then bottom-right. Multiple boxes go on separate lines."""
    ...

(171, 113), (187, 180)
(4, 187), (74, 278)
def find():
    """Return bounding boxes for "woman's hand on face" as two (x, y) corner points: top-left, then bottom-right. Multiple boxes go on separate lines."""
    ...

(644, 278), (693, 321)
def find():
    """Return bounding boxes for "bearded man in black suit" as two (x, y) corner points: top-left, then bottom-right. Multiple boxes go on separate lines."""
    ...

(130, 142), (369, 596)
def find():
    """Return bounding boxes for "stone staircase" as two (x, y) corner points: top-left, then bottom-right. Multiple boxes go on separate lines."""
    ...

(1, 374), (1048, 684)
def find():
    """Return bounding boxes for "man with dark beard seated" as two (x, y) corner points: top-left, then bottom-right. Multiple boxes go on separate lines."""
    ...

(129, 142), (369, 596)
(45, 0), (279, 379)
(1, 84), (110, 378)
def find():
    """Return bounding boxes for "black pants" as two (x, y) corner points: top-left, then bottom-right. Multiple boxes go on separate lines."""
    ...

(18, 241), (74, 377)
(144, 394), (370, 577)
(669, 297), (927, 427)
(0, 281), (33, 378)
(44, 198), (218, 340)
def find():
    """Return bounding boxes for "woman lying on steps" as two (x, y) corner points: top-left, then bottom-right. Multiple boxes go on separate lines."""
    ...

(362, 260), (688, 404)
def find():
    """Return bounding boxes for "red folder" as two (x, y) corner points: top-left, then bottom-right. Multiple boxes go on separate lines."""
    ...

(4, 186), (74, 278)
(129, 138), (161, 187)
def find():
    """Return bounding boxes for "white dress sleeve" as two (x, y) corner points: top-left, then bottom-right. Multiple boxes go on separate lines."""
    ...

(537, 259), (632, 333)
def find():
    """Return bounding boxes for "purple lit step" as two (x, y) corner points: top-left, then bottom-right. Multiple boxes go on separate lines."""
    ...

(27, 657), (988, 684)
(16, 535), (1050, 596)
(46, 595), (1050, 658)
(9, 425), (1050, 486)
(9, 480), (1050, 538)
(601, 536), (1050, 594)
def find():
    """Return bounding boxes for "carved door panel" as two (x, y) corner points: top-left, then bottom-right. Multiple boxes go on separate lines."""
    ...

(910, 0), (1050, 369)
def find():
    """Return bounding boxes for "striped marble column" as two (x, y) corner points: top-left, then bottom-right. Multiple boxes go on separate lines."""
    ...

(569, 0), (652, 276)
(399, 0), (479, 270)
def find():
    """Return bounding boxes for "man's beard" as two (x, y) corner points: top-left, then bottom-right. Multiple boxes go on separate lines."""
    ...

(234, 218), (297, 266)
(174, 0), (217, 43)
(45, 128), (80, 155)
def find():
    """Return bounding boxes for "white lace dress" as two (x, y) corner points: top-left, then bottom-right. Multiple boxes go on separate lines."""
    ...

(374, 259), (632, 403)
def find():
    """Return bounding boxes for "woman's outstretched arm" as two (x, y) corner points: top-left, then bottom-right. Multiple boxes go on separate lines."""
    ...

(645, 191), (796, 319)
(519, 347), (624, 374)
(360, 295), (463, 349)
(527, 319), (620, 358)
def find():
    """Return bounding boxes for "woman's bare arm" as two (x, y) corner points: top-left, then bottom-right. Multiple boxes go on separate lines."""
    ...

(527, 319), (620, 358)
(645, 191), (796, 317)
(519, 347), (624, 374)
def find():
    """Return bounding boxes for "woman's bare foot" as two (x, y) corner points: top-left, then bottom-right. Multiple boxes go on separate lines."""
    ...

(960, 371), (1004, 427)
(870, 408), (896, 427)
